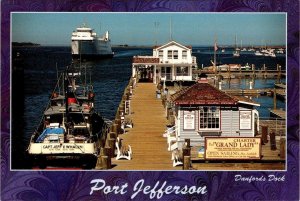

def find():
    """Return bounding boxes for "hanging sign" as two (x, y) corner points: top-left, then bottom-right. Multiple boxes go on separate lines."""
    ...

(183, 111), (195, 130)
(239, 111), (252, 130)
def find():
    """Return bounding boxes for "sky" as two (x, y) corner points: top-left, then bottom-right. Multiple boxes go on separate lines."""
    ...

(11, 13), (286, 46)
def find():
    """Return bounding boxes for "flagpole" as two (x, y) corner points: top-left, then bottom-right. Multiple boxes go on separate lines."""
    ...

(214, 38), (217, 75)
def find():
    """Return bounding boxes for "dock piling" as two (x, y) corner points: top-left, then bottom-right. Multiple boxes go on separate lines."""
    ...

(269, 131), (277, 150)
(261, 125), (268, 144)
(279, 138), (286, 159)
(183, 156), (191, 170)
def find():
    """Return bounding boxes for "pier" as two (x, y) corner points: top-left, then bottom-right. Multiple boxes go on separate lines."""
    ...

(223, 88), (285, 95)
(270, 109), (286, 119)
(110, 83), (180, 170)
(196, 69), (286, 79)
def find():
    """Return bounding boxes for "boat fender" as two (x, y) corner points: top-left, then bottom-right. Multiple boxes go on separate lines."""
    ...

(52, 92), (58, 98)
(88, 92), (95, 99)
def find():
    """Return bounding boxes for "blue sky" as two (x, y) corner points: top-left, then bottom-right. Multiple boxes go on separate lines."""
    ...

(12, 13), (286, 46)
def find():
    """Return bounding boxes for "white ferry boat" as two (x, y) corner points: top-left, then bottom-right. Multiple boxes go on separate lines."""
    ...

(71, 23), (113, 59)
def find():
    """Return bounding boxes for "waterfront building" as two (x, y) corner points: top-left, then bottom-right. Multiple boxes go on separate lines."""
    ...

(132, 40), (197, 84)
(169, 81), (260, 149)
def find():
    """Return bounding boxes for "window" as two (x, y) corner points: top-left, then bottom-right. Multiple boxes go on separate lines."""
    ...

(182, 50), (187, 59)
(176, 67), (189, 76)
(199, 106), (220, 129)
(167, 50), (172, 59)
(158, 50), (163, 60)
(173, 50), (178, 59)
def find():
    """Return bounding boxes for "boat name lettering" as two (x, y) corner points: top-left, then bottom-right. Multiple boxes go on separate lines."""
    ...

(42, 145), (84, 149)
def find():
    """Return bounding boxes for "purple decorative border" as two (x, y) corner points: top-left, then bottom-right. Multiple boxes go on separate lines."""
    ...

(1, 0), (299, 200)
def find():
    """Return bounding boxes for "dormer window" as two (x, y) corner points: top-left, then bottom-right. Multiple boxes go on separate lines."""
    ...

(182, 50), (187, 59)
(167, 50), (172, 59)
(159, 50), (163, 59)
(173, 50), (178, 59)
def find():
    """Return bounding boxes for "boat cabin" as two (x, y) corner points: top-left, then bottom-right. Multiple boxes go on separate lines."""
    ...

(132, 40), (197, 84)
(170, 81), (260, 149)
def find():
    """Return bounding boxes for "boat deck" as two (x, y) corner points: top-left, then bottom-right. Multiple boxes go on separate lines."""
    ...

(111, 83), (180, 170)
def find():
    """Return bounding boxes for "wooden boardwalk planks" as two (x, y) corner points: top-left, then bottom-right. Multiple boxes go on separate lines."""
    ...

(111, 83), (180, 170)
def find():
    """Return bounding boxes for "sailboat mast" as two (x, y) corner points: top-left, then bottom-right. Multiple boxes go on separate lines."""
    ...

(214, 37), (217, 74)
(64, 69), (69, 123)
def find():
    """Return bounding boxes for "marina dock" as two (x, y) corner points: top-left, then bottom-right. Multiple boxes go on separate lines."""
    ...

(111, 83), (180, 170)
(197, 69), (286, 79)
(270, 109), (286, 119)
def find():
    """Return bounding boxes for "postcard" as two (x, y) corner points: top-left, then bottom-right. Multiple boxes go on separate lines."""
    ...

(2, 1), (299, 200)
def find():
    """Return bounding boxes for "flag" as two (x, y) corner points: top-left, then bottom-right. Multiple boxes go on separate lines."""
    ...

(214, 42), (218, 51)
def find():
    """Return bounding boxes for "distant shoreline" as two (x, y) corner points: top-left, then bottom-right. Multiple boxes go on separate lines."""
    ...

(12, 43), (285, 49)
(12, 42), (40, 47)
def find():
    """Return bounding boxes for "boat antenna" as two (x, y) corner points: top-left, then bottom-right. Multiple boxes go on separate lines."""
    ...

(64, 66), (69, 123)
(79, 40), (82, 72)
(56, 62), (60, 94)
(85, 64), (87, 87)
(90, 71), (92, 90)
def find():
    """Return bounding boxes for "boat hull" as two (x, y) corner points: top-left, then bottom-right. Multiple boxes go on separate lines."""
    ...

(71, 40), (113, 59)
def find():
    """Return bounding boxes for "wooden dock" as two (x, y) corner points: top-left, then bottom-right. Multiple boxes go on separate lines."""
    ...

(275, 83), (286, 89)
(111, 83), (180, 170)
(196, 69), (286, 79)
(270, 109), (286, 119)
(223, 88), (285, 96)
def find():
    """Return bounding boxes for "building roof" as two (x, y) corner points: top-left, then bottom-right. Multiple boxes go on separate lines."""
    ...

(132, 56), (159, 64)
(153, 40), (192, 50)
(171, 83), (238, 105)
(231, 95), (260, 106)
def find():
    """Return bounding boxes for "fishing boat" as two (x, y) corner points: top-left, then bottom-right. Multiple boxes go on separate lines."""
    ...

(71, 23), (114, 59)
(254, 51), (263, 56)
(27, 64), (109, 169)
(233, 50), (240, 57)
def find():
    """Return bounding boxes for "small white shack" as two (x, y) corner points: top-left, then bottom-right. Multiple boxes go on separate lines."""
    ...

(169, 82), (260, 150)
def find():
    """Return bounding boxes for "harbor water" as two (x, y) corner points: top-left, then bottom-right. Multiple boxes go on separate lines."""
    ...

(12, 46), (285, 169)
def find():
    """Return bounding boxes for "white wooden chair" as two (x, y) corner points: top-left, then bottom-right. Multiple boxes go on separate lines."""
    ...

(172, 150), (183, 167)
(115, 137), (132, 160)
(162, 126), (176, 137)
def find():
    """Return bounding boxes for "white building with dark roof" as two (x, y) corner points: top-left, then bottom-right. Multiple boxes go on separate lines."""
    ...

(132, 40), (197, 84)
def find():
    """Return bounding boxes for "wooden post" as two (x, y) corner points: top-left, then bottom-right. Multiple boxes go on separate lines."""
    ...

(273, 88), (277, 109)
(110, 132), (117, 140)
(109, 139), (116, 156)
(185, 139), (191, 148)
(95, 157), (103, 169)
(183, 156), (191, 170)
(261, 125), (268, 144)
(115, 119), (121, 134)
(279, 138), (286, 159)
(111, 123), (118, 133)
(252, 64), (255, 78)
(104, 147), (111, 157)
(119, 107), (124, 115)
(269, 131), (277, 150)
(101, 156), (110, 169)
(182, 147), (191, 158)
